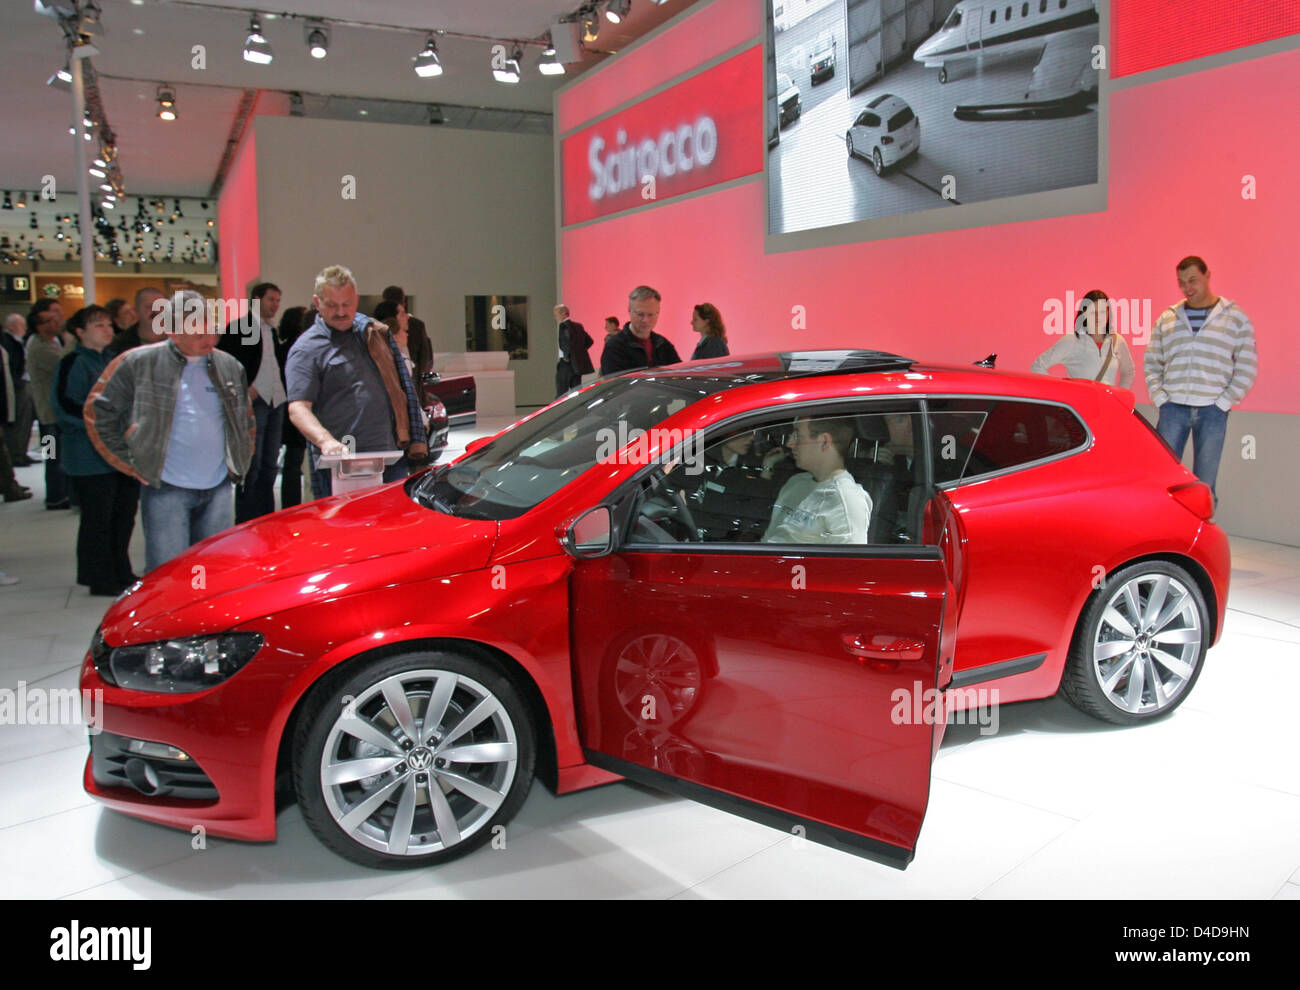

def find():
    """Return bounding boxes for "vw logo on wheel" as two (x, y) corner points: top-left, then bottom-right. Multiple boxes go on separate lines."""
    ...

(407, 747), (433, 771)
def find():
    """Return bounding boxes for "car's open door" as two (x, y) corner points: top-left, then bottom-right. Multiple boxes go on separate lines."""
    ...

(568, 492), (964, 870)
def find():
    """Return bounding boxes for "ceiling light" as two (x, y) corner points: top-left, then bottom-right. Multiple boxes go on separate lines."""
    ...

(101, 199), (115, 210)
(493, 46), (522, 84)
(413, 35), (442, 77)
(1, 192), (11, 210)
(243, 16), (273, 64)
(605, 0), (631, 24)
(88, 166), (106, 178)
(156, 85), (177, 121)
(16, 192), (27, 208)
(305, 21), (329, 59)
(99, 183), (113, 192)
(538, 48), (565, 75)
(582, 12), (601, 42)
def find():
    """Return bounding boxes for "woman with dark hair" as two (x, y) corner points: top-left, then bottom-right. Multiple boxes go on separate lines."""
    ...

(690, 302), (729, 360)
(54, 305), (139, 595)
(374, 299), (432, 406)
(1031, 289), (1134, 388)
(276, 306), (310, 508)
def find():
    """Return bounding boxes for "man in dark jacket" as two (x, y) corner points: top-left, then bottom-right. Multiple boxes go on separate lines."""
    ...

(109, 287), (166, 355)
(218, 281), (285, 522)
(599, 285), (681, 376)
(554, 304), (593, 396)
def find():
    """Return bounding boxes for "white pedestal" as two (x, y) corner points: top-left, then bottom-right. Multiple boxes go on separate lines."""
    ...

(317, 451), (403, 495)
(434, 353), (515, 418)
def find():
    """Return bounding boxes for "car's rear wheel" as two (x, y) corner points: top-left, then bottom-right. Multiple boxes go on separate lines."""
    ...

(846, 132), (855, 158)
(295, 650), (535, 868)
(938, 65), (948, 84)
(872, 148), (885, 175)
(1061, 561), (1209, 725)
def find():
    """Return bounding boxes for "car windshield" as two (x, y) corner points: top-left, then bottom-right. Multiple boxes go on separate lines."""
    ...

(413, 376), (723, 520)
(778, 73), (793, 90)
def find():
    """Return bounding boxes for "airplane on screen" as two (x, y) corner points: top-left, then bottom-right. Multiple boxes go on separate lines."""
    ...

(914, 0), (1098, 83)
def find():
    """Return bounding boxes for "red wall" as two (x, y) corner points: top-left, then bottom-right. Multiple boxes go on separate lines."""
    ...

(558, 0), (1299, 415)
(218, 126), (260, 303)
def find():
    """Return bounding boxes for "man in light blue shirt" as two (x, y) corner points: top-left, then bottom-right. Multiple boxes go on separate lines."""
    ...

(87, 290), (254, 572)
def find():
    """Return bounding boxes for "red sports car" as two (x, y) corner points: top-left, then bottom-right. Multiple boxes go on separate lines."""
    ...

(80, 351), (1228, 870)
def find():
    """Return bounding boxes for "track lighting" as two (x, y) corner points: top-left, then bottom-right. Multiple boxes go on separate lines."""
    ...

(539, 41), (565, 75)
(492, 46), (522, 84)
(583, 11), (601, 42)
(47, 62), (72, 91)
(305, 21), (329, 59)
(413, 35), (443, 77)
(606, 0), (631, 24)
(243, 16), (273, 64)
(156, 86), (177, 121)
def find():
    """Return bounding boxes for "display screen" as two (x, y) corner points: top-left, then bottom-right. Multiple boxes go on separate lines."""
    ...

(765, 0), (1103, 238)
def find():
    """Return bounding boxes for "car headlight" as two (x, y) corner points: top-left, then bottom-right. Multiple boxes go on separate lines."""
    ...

(96, 632), (264, 693)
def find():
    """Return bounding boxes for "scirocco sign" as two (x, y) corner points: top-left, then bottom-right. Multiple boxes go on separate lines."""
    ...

(561, 45), (762, 225)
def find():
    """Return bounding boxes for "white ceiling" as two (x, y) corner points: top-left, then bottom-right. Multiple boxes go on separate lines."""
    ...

(0, 0), (695, 197)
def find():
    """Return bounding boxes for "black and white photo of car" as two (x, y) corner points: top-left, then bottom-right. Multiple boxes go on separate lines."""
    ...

(778, 72), (802, 126)
(809, 29), (836, 82)
(846, 93), (920, 175)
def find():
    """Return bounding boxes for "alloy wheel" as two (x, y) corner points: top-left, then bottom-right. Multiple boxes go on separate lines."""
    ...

(317, 668), (519, 857)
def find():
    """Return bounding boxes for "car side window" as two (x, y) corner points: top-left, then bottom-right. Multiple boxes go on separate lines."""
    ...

(928, 398), (1087, 484)
(623, 404), (929, 549)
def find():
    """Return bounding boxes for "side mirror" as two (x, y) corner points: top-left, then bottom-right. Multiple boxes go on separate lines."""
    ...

(561, 506), (613, 559)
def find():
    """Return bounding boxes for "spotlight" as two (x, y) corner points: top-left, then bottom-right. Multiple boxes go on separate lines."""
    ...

(243, 16), (273, 64)
(582, 10), (601, 42)
(605, 0), (631, 24)
(101, 199), (115, 210)
(493, 46), (522, 84)
(413, 35), (442, 77)
(88, 166), (106, 178)
(16, 192), (27, 208)
(47, 63), (72, 91)
(156, 85), (177, 121)
(304, 20), (329, 59)
(538, 45), (565, 75)
(1, 191), (11, 210)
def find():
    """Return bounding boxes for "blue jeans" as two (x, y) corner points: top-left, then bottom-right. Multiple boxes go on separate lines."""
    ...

(235, 398), (284, 523)
(1155, 402), (1229, 499)
(311, 460), (409, 500)
(140, 479), (234, 573)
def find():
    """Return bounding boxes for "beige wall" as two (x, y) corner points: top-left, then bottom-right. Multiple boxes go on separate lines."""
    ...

(252, 115), (557, 407)
(1137, 405), (1299, 547)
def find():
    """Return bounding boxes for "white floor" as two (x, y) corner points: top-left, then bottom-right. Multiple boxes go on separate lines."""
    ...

(2, 420), (1299, 899)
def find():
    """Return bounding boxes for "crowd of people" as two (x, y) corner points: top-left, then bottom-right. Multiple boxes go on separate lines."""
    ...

(0, 266), (432, 589)
(0, 254), (1258, 585)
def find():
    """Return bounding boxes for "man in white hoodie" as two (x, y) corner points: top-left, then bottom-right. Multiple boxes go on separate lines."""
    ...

(764, 415), (871, 544)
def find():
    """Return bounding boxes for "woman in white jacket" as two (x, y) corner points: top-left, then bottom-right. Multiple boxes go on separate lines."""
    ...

(1032, 289), (1134, 388)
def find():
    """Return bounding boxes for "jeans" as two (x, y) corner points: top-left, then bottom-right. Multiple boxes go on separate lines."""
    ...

(281, 436), (307, 509)
(1156, 402), (1229, 499)
(140, 478), (234, 573)
(38, 422), (68, 505)
(235, 398), (284, 523)
(311, 460), (409, 500)
(70, 472), (139, 591)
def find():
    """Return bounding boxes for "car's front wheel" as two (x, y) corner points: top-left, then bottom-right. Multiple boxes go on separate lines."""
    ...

(1061, 561), (1209, 724)
(295, 650), (535, 868)
(846, 131), (855, 158)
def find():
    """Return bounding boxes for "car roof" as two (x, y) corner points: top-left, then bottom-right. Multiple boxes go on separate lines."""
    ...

(616, 349), (1126, 408)
(865, 93), (907, 112)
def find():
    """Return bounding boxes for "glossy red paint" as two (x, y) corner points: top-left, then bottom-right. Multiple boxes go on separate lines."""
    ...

(80, 357), (1230, 865)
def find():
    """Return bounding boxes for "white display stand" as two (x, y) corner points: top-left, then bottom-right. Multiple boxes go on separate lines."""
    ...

(434, 352), (516, 419)
(317, 451), (404, 495)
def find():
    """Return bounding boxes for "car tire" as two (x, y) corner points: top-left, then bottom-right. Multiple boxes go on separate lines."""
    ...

(294, 650), (535, 869)
(846, 132), (855, 158)
(1060, 560), (1209, 725)
(938, 65), (948, 84)
(872, 148), (885, 175)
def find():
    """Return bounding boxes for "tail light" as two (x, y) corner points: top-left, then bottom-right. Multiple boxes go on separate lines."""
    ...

(881, 135), (894, 144)
(1169, 481), (1214, 520)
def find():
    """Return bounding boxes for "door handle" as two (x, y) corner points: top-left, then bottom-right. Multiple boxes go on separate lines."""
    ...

(842, 634), (926, 662)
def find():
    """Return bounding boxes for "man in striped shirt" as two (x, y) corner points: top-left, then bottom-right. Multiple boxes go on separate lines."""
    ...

(1144, 256), (1258, 502)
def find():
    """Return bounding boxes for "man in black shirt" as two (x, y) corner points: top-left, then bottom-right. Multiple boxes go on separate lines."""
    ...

(599, 285), (681, 376)
(554, 304), (593, 396)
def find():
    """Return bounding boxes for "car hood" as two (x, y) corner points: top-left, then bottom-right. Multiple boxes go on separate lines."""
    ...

(102, 480), (498, 644)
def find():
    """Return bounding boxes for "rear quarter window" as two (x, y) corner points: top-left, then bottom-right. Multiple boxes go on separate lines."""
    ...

(888, 107), (915, 131)
(928, 398), (1088, 484)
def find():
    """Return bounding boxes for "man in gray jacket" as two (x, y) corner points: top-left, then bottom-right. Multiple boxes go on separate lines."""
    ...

(86, 290), (255, 572)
